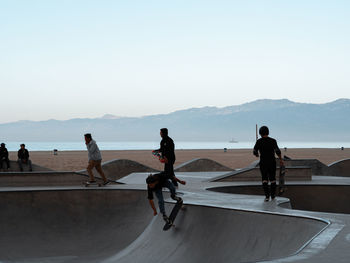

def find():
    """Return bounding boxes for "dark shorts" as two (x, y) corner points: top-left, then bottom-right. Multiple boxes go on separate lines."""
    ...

(259, 162), (276, 182)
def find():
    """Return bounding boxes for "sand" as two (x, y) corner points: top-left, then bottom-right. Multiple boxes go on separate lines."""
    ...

(8, 148), (350, 172)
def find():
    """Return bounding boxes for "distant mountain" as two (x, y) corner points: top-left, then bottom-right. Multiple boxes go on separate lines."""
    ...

(1, 99), (350, 142)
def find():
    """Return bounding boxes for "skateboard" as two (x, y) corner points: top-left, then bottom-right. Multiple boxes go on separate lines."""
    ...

(163, 199), (183, 231)
(152, 150), (168, 163)
(278, 164), (286, 195)
(84, 181), (102, 187)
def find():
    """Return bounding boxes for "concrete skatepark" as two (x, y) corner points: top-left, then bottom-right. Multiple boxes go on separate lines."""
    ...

(1, 158), (350, 262)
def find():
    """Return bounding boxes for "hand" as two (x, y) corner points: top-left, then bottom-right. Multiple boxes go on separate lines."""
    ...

(179, 180), (186, 185)
(280, 159), (284, 166)
(153, 210), (158, 216)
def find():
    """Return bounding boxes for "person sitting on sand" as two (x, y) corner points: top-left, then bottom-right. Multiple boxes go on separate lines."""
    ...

(146, 172), (183, 223)
(17, 144), (33, 171)
(253, 126), (284, 201)
(84, 133), (109, 185)
(0, 143), (10, 170)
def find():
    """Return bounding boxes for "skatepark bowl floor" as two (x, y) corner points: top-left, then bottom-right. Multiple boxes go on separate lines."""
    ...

(0, 187), (330, 263)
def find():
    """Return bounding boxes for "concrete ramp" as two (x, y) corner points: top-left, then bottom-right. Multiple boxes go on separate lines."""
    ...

(328, 158), (350, 177)
(105, 202), (326, 263)
(0, 188), (327, 263)
(78, 159), (158, 181)
(174, 158), (232, 172)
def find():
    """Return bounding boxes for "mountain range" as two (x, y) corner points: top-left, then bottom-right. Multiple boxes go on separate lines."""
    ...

(1, 99), (350, 142)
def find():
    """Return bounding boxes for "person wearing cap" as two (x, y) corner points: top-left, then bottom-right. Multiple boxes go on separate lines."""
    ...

(146, 172), (182, 223)
(0, 143), (10, 169)
(84, 133), (109, 185)
(155, 128), (186, 187)
(253, 126), (284, 201)
(17, 144), (32, 171)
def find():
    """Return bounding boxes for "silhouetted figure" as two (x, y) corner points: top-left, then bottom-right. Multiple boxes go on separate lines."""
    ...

(156, 128), (185, 187)
(17, 144), (32, 171)
(0, 143), (10, 169)
(253, 126), (284, 201)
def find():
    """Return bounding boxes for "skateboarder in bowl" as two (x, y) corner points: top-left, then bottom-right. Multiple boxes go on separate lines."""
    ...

(253, 126), (284, 201)
(84, 133), (109, 185)
(146, 172), (182, 223)
(155, 128), (186, 187)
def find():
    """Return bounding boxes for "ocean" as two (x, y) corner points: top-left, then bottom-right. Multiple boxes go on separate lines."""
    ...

(2, 141), (350, 151)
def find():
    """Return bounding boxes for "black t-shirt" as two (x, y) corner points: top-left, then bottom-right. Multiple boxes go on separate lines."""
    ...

(159, 136), (175, 162)
(147, 173), (168, 200)
(253, 137), (281, 164)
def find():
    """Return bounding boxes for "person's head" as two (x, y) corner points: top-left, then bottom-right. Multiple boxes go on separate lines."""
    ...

(84, 133), (92, 144)
(259, 126), (269, 137)
(160, 128), (168, 138)
(20, 143), (25, 149)
(0, 143), (5, 148)
(146, 174), (158, 189)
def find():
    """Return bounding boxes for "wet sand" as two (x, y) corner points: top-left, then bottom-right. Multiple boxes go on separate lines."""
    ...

(8, 148), (350, 171)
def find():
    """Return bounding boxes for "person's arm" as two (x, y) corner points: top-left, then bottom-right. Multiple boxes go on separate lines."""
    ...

(274, 141), (284, 166)
(148, 199), (157, 216)
(173, 175), (186, 185)
(253, 141), (259, 157)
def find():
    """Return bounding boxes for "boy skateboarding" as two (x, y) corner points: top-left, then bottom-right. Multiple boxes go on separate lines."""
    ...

(146, 172), (183, 224)
(253, 126), (284, 201)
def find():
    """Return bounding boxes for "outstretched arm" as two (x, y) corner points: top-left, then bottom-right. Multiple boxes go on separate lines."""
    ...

(148, 199), (158, 216)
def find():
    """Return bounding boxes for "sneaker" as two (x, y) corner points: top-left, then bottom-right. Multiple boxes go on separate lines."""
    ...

(163, 214), (169, 223)
(174, 196), (183, 204)
(264, 197), (269, 202)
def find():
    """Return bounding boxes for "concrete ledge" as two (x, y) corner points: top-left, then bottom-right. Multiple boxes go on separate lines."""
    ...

(211, 166), (312, 182)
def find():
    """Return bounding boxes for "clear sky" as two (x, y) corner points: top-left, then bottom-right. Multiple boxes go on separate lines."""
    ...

(1, 0), (349, 123)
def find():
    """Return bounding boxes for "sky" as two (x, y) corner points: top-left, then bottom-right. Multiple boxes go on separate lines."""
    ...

(1, 0), (349, 123)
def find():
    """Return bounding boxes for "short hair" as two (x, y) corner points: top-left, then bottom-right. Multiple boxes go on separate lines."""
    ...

(259, 126), (269, 136)
(20, 143), (25, 147)
(84, 133), (92, 139)
(160, 128), (168, 136)
(146, 174), (157, 184)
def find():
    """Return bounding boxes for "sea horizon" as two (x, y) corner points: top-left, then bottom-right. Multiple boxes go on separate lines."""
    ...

(2, 141), (350, 152)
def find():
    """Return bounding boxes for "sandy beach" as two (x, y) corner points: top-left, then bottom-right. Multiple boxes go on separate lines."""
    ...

(8, 148), (350, 171)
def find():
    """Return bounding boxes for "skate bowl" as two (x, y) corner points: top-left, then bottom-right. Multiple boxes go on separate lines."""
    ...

(209, 184), (350, 214)
(0, 188), (327, 263)
(328, 158), (350, 177)
(0, 160), (51, 172)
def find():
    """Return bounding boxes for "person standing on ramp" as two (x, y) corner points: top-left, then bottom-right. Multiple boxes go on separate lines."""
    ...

(84, 133), (109, 185)
(155, 128), (186, 187)
(253, 126), (284, 201)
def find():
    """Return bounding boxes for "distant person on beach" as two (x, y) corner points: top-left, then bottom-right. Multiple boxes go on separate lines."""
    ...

(146, 172), (183, 223)
(84, 133), (109, 185)
(17, 144), (32, 171)
(253, 126), (284, 201)
(0, 143), (10, 169)
(155, 128), (186, 187)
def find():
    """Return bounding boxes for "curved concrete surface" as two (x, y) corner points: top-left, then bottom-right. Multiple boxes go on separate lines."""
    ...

(328, 158), (350, 177)
(174, 158), (232, 172)
(209, 184), (350, 214)
(0, 189), (153, 262)
(77, 159), (158, 181)
(0, 188), (326, 263)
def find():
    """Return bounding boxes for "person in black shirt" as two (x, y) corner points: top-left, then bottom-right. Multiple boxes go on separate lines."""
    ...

(156, 128), (186, 187)
(253, 126), (284, 201)
(0, 143), (10, 169)
(146, 172), (182, 222)
(17, 144), (33, 172)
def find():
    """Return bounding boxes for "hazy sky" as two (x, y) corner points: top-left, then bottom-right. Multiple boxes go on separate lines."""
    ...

(1, 0), (349, 123)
